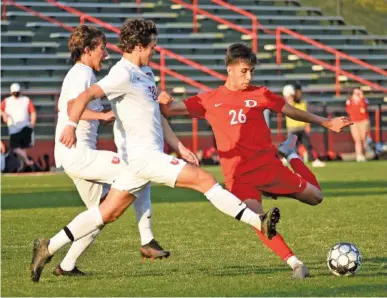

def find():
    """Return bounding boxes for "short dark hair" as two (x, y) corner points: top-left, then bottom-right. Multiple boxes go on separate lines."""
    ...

(225, 43), (257, 66)
(352, 87), (362, 94)
(68, 25), (106, 63)
(118, 18), (158, 53)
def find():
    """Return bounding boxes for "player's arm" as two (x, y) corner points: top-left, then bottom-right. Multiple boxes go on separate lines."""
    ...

(67, 99), (114, 122)
(281, 102), (352, 133)
(60, 85), (105, 147)
(28, 99), (37, 128)
(161, 115), (199, 166)
(158, 91), (189, 116)
(1, 101), (8, 123)
(160, 101), (190, 117)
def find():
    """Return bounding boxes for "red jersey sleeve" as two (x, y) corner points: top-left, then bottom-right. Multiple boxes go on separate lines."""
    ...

(27, 98), (36, 114)
(259, 87), (285, 113)
(183, 94), (206, 118)
(1, 100), (6, 112)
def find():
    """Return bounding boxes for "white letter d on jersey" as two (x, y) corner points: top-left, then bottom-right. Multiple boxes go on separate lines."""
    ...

(244, 100), (258, 108)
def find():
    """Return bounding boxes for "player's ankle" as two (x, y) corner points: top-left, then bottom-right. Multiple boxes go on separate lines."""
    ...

(286, 255), (303, 269)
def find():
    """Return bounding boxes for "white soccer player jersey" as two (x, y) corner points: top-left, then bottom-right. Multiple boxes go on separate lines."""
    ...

(55, 63), (103, 167)
(97, 58), (164, 161)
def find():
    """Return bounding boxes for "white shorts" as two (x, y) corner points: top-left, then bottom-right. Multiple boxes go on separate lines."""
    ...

(112, 150), (186, 195)
(68, 176), (110, 208)
(61, 146), (124, 184)
(60, 146), (125, 207)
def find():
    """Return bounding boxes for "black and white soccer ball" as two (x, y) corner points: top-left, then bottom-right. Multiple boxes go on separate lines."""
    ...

(327, 242), (362, 276)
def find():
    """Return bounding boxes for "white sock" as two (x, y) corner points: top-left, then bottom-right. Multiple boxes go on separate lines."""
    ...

(48, 207), (104, 255)
(204, 183), (262, 230)
(133, 186), (154, 246)
(286, 255), (303, 269)
(287, 153), (301, 162)
(60, 229), (101, 271)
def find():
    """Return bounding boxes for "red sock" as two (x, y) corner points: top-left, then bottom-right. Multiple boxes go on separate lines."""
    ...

(289, 158), (321, 190)
(255, 229), (294, 261)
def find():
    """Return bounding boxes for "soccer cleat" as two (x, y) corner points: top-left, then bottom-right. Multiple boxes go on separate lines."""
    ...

(30, 238), (53, 282)
(278, 134), (298, 158)
(312, 159), (326, 168)
(53, 265), (86, 277)
(292, 264), (311, 279)
(260, 207), (280, 240)
(140, 239), (170, 260)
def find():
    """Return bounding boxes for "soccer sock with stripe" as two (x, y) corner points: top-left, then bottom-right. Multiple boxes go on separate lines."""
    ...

(287, 153), (321, 190)
(205, 183), (262, 230)
(48, 207), (104, 255)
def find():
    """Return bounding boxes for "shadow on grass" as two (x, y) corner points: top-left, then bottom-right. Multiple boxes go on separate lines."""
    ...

(2, 181), (386, 210)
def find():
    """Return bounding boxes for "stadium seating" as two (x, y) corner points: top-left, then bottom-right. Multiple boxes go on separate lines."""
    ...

(1, 0), (386, 140)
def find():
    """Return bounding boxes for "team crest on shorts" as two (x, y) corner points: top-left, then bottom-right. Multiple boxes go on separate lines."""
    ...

(170, 158), (179, 165)
(111, 156), (120, 164)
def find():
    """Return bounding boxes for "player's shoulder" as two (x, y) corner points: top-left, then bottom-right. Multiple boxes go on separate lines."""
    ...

(198, 87), (224, 101)
(346, 99), (351, 105)
(65, 64), (93, 83)
(70, 63), (93, 76)
(108, 60), (133, 80)
(249, 85), (271, 94)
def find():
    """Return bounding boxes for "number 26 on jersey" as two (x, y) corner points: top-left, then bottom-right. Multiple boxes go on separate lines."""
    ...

(229, 109), (247, 125)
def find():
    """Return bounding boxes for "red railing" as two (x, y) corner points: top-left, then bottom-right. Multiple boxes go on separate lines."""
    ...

(3, 0), (223, 153)
(171, 0), (260, 53)
(276, 27), (387, 96)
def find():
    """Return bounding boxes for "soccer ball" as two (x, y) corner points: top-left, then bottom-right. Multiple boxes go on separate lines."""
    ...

(327, 242), (362, 276)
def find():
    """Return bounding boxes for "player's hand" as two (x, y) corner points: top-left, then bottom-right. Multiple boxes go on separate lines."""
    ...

(158, 91), (173, 105)
(102, 110), (115, 123)
(178, 144), (199, 166)
(2, 114), (8, 124)
(325, 117), (353, 133)
(59, 125), (77, 148)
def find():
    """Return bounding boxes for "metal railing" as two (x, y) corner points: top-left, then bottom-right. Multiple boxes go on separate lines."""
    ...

(171, 0), (262, 53)
(276, 27), (387, 96)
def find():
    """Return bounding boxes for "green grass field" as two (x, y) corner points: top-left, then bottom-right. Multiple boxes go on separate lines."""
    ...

(2, 162), (387, 297)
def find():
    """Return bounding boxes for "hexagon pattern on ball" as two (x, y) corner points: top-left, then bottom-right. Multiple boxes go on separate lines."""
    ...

(327, 242), (362, 276)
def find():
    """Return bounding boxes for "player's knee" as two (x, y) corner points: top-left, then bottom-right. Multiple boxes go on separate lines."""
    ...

(195, 169), (217, 192)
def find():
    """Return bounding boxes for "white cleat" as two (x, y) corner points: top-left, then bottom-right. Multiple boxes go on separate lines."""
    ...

(292, 264), (311, 279)
(312, 159), (326, 168)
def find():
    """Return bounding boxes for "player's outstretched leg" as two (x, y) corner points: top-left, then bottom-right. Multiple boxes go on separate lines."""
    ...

(278, 134), (323, 206)
(31, 238), (52, 282)
(244, 199), (310, 278)
(278, 134), (321, 190)
(175, 164), (280, 239)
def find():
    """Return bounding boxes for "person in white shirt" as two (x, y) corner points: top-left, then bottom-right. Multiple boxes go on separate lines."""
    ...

(52, 25), (172, 277)
(31, 19), (281, 282)
(1, 83), (36, 167)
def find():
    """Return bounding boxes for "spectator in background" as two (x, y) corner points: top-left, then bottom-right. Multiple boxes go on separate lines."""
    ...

(1, 83), (36, 167)
(345, 87), (369, 162)
(283, 84), (326, 168)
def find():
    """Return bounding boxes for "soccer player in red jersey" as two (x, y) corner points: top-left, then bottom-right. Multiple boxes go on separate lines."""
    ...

(160, 43), (352, 278)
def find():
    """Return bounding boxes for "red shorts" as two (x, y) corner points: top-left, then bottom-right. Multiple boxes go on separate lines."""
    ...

(225, 159), (307, 202)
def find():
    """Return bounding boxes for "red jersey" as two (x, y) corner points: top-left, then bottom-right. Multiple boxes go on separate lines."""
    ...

(184, 85), (285, 180)
(345, 97), (369, 122)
